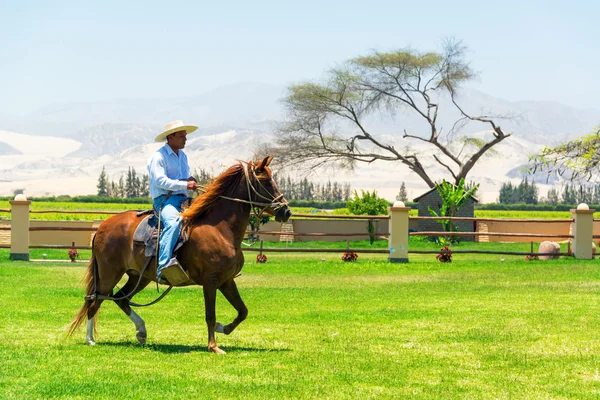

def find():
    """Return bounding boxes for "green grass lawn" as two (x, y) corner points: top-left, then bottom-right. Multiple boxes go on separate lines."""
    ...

(2, 248), (600, 399)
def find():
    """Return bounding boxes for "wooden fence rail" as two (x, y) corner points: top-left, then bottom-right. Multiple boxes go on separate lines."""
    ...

(3, 199), (598, 261)
(5, 226), (575, 240)
(410, 231), (574, 238)
(0, 207), (582, 222)
(9, 225), (576, 240)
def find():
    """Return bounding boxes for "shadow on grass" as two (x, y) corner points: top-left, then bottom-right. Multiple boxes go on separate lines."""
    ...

(100, 341), (290, 354)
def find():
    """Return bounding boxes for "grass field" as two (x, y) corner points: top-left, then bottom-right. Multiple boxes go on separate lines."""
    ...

(2, 247), (600, 399)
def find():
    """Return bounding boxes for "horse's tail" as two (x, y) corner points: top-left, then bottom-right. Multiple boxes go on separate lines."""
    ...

(67, 254), (97, 337)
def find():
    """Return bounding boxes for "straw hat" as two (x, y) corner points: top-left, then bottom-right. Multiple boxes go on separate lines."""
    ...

(154, 120), (198, 142)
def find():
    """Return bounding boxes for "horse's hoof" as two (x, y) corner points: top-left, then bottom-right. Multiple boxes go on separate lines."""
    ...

(86, 339), (96, 346)
(215, 322), (225, 334)
(136, 331), (147, 345)
(209, 346), (226, 355)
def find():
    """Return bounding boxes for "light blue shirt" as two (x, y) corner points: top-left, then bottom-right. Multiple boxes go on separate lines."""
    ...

(147, 144), (191, 199)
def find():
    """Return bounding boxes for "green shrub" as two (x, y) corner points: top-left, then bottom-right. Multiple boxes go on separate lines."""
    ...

(347, 190), (389, 245)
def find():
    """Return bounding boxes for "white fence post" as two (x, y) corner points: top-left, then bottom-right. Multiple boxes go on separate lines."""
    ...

(388, 201), (410, 263)
(571, 203), (595, 259)
(10, 194), (31, 261)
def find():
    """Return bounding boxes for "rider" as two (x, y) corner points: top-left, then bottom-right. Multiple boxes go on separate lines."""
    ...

(147, 120), (199, 283)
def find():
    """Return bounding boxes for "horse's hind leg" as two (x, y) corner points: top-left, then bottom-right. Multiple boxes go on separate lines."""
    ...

(113, 273), (152, 345)
(84, 268), (128, 345)
(216, 279), (248, 335)
(85, 299), (104, 345)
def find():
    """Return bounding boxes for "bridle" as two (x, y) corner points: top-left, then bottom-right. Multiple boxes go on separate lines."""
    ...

(219, 162), (287, 238)
(220, 162), (286, 209)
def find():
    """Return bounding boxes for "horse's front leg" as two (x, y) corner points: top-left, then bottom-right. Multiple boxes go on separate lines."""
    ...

(203, 284), (226, 354)
(215, 279), (247, 335)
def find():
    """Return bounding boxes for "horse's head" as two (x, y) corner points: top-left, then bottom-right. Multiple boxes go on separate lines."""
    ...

(249, 156), (292, 223)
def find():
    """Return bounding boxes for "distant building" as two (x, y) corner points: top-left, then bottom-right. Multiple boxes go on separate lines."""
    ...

(413, 187), (478, 241)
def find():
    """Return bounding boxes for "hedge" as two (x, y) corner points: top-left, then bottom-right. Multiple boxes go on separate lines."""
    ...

(475, 203), (587, 211)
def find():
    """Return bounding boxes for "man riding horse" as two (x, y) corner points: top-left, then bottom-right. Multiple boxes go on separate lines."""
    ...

(147, 120), (199, 284)
(69, 121), (292, 353)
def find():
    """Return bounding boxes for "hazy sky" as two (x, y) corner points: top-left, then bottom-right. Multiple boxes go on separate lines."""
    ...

(1, 0), (598, 115)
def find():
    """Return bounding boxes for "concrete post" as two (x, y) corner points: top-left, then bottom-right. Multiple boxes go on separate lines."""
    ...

(10, 194), (31, 261)
(388, 201), (411, 263)
(571, 203), (595, 259)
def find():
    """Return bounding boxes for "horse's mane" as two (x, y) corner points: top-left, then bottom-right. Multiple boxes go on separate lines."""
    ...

(181, 160), (272, 231)
(181, 163), (244, 228)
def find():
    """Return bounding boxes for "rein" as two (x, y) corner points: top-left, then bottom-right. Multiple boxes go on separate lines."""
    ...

(85, 249), (173, 307)
(218, 163), (286, 242)
(219, 163), (285, 208)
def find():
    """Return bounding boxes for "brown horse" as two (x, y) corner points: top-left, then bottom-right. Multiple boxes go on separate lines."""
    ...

(68, 156), (291, 354)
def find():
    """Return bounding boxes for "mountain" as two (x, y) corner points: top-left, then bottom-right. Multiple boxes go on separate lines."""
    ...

(0, 83), (598, 201)
(0, 142), (21, 156)
(4, 82), (285, 138)
(65, 123), (162, 158)
(3, 82), (597, 143)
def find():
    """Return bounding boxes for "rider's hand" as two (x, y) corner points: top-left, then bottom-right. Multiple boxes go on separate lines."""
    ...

(187, 180), (199, 191)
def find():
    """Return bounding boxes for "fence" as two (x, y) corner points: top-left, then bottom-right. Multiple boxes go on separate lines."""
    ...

(1, 195), (597, 261)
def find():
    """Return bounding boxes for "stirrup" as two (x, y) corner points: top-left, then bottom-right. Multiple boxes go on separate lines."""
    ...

(160, 262), (190, 286)
(156, 275), (169, 285)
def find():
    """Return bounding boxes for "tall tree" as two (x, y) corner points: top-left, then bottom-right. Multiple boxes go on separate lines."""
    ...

(594, 184), (600, 204)
(125, 167), (139, 198)
(117, 175), (125, 198)
(498, 182), (517, 204)
(343, 183), (352, 201)
(562, 184), (576, 205)
(97, 167), (109, 197)
(194, 168), (213, 187)
(266, 40), (511, 188)
(140, 174), (150, 197)
(396, 182), (408, 202)
(546, 188), (560, 205)
(109, 182), (117, 198)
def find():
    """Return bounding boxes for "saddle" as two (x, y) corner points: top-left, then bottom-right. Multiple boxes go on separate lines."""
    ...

(133, 210), (190, 285)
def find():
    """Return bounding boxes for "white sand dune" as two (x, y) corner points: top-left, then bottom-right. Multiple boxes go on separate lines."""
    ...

(0, 130), (81, 158)
(0, 129), (549, 203)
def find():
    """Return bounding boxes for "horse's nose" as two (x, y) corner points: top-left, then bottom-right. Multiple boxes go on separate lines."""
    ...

(275, 207), (292, 222)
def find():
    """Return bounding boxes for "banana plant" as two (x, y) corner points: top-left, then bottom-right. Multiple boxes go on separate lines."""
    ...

(428, 178), (479, 244)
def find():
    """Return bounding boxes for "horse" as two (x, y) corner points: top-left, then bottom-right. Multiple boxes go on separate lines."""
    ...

(68, 156), (291, 354)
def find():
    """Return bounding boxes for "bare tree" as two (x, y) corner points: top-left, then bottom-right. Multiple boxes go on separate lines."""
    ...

(267, 40), (512, 188)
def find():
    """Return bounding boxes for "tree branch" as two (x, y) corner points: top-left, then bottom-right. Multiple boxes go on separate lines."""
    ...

(433, 154), (458, 181)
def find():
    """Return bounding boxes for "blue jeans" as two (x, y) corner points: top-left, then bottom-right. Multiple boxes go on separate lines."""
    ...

(153, 194), (186, 277)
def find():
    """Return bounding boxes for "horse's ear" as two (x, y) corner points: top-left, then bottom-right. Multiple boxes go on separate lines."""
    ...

(257, 156), (274, 170)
